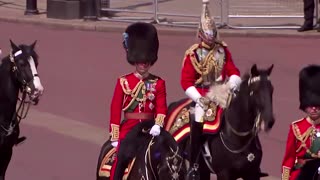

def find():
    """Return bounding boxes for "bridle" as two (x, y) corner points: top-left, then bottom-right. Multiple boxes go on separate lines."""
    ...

(10, 50), (37, 94)
(143, 136), (183, 180)
(220, 75), (270, 154)
(0, 50), (36, 137)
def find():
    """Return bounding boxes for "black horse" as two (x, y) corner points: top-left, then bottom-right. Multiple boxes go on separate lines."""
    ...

(0, 40), (44, 180)
(165, 64), (275, 180)
(96, 120), (186, 180)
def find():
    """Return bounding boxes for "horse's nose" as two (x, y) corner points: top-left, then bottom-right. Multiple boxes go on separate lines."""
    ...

(33, 76), (44, 95)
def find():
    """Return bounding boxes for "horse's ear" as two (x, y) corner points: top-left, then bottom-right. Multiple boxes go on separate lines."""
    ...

(267, 64), (274, 76)
(9, 39), (19, 52)
(250, 64), (259, 77)
(30, 40), (37, 50)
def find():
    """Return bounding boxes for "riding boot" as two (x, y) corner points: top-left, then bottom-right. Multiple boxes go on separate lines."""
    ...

(113, 158), (130, 180)
(186, 121), (203, 180)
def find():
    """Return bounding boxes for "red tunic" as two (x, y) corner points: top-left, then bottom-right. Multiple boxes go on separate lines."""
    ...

(180, 43), (240, 96)
(109, 72), (167, 141)
(281, 117), (320, 180)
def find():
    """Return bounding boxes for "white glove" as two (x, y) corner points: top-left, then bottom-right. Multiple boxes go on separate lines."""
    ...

(228, 75), (241, 92)
(185, 86), (202, 102)
(111, 141), (118, 148)
(149, 124), (161, 136)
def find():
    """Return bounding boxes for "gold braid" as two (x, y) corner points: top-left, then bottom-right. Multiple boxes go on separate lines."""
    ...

(119, 77), (146, 111)
(293, 124), (320, 158)
(190, 49), (216, 84)
(184, 43), (225, 85)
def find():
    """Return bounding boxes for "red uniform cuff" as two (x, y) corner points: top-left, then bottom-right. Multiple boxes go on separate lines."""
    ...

(110, 124), (119, 141)
(155, 114), (166, 127)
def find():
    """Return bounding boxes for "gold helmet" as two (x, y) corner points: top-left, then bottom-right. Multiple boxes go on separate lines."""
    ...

(198, 0), (217, 45)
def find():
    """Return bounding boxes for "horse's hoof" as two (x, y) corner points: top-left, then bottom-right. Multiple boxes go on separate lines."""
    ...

(15, 136), (26, 146)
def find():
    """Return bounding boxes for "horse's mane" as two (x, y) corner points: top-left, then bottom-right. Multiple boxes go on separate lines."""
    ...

(241, 72), (251, 84)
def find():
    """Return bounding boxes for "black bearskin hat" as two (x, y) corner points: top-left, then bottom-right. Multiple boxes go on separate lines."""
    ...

(299, 64), (320, 110)
(123, 22), (159, 66)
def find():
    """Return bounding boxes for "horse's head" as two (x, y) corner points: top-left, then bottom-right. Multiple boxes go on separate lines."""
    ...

(8, 40), (44, 104)
(245, 64), (275, 132)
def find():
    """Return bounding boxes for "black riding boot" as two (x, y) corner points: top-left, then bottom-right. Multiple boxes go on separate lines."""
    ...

(186, 121), (203, 180)
(113, 157), (130, 180)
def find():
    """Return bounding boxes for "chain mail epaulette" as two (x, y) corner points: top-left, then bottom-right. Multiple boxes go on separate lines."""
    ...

(215, 40), (228, 47)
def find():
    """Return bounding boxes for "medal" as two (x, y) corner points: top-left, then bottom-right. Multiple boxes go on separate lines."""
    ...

(148, 92), (155, 101)
(149, 103), (154, 110)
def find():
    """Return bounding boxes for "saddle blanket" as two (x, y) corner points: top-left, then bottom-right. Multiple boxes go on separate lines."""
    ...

(98, 147), (136, 179)
(165, 99), (223, 143)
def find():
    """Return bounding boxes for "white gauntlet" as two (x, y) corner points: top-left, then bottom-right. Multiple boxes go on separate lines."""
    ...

(228, 75), (242, 91)
(185, 86), (201, 102)
(149, 125), (161, 136)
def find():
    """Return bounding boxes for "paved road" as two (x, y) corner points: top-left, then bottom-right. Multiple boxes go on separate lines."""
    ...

(1, 21), (320, 179)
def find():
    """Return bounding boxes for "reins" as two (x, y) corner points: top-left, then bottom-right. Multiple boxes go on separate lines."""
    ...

(0, 90), (31, 136)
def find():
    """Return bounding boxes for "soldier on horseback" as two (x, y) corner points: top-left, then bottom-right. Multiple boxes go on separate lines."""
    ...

(108, 22), (168, 180)
(181, 0), (241, 179)
(282, 65), (320, 180)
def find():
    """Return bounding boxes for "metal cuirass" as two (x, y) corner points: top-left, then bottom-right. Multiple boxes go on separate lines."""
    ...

(195, 45), (226, 87)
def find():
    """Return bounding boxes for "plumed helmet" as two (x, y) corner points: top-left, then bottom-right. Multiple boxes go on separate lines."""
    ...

(299, 64), (320, 110)
(198, 0), (217, 44)
(122, 22), (159, 66)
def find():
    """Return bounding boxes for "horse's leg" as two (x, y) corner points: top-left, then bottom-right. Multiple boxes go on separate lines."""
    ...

(96, 140), (112, 180)
(0, 147), (13, 180)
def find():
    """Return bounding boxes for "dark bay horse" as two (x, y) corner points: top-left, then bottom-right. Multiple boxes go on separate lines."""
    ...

(165, 64), (275, 180)
(0, 40), (44, 180)
(96, 120), (186, 180)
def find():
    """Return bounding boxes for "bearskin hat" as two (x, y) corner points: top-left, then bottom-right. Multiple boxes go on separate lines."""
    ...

(123, 22), (159, 66)
(299, 64), (320, 110)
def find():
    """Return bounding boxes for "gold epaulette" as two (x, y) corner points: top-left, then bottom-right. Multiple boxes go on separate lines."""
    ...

(291, 118), (305, 141)
(118, 73), (131, 79)
(291, 118), (304, 125)
(216, 40), (228, 47)
(182, 43), (199, 66)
